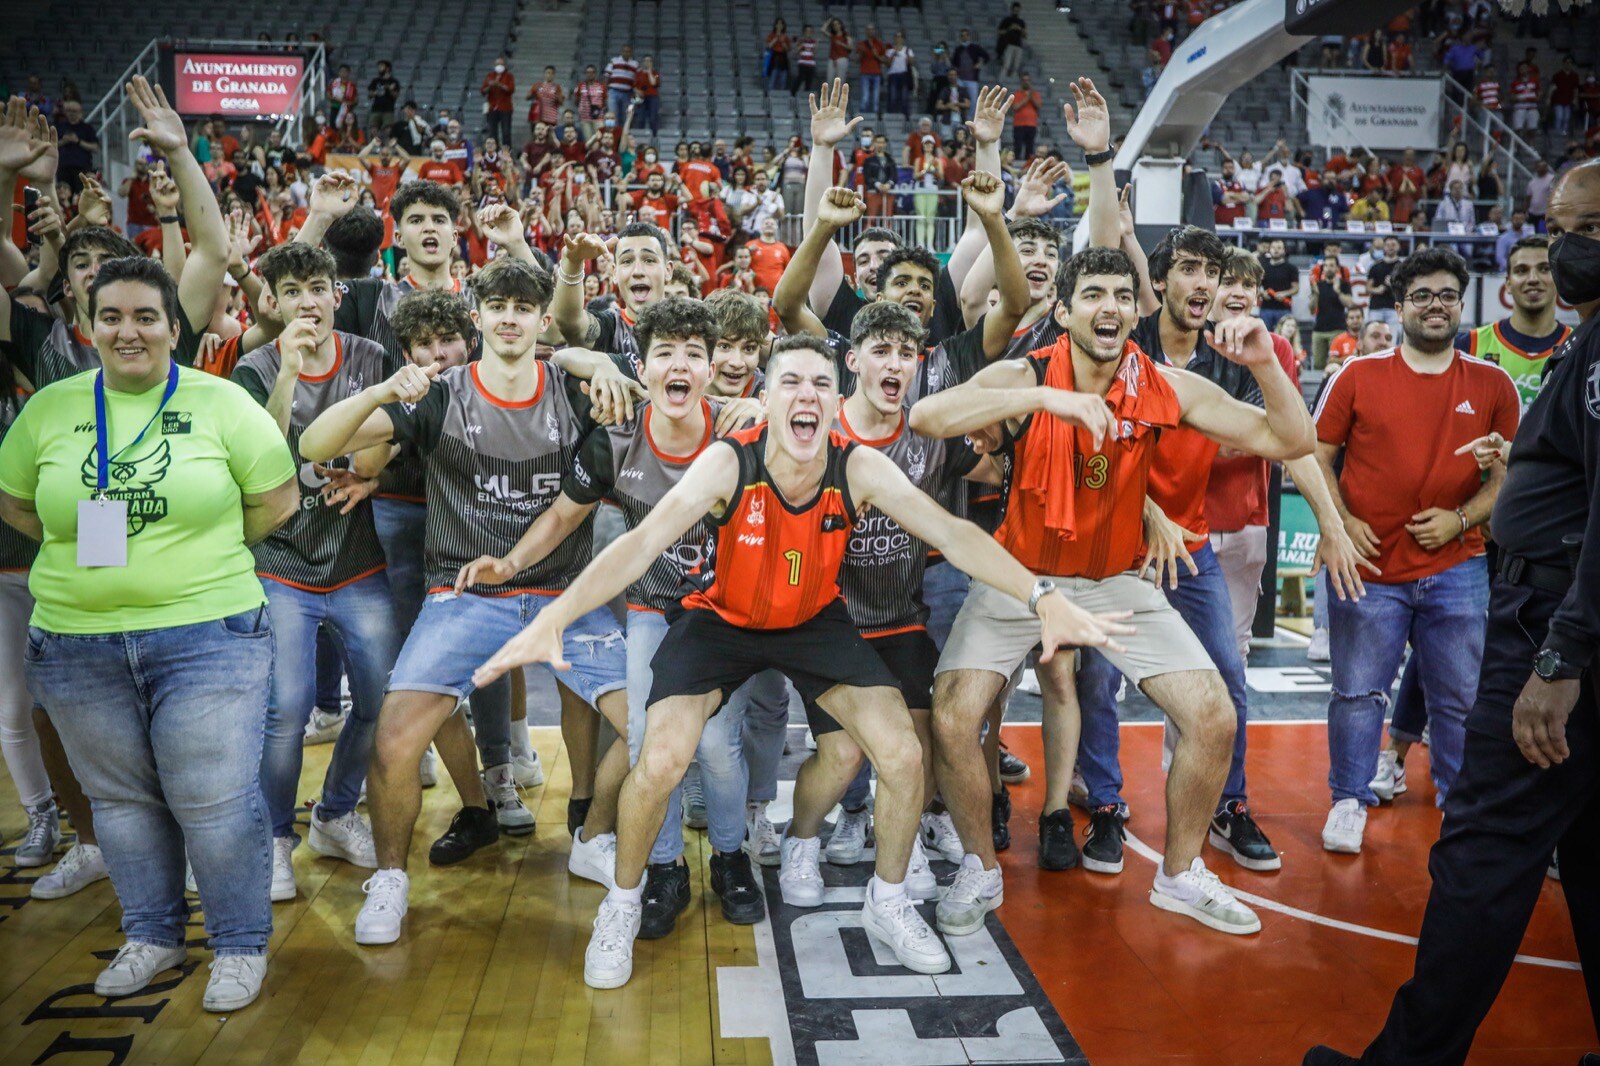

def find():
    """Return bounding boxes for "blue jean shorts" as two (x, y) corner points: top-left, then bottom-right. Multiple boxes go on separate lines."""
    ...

(388, 590), (627, 708)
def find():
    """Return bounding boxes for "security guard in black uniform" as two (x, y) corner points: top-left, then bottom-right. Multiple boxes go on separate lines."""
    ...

(1308, 159), (1600, 1065)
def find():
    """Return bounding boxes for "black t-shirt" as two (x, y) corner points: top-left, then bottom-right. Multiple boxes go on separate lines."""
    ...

(1261, 260), (1298, 311)
(1313, 276), (1350, 332)
(232, 169), (264, 206)
(1367, 259), (1398, 311)
(820, 270), (962, 348)
(999, 15), (1026, 47)
(369, 76), (400, 112)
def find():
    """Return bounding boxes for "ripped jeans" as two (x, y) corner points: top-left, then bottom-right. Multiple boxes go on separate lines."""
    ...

(1326, 556), (1488, 807)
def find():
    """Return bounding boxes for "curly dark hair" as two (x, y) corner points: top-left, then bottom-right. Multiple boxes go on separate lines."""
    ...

(256, 242), (338, 295)
(877, 246), (940, 289)
(392, 289), (476, 354)
(389, 180), (459, 225)
(635, 295), (720, 357)
(1389, 246), (1469, 303)
(1147, 225), (1228, 284)
(849, 299), (927, 351)
(1056, 246), (1137, 304)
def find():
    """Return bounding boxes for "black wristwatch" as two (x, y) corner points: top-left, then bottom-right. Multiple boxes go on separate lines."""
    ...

(1083, 148), (1115, 167)
(1533, 648), (1583, 682)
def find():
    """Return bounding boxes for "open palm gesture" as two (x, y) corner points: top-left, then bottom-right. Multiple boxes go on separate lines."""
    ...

(127, 76), (186, 155)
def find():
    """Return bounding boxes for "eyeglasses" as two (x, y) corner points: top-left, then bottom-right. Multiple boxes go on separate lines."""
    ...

(1406, 289), (1462, 308)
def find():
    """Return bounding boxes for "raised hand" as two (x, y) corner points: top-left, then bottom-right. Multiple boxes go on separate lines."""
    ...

(959, 169), (1006, 220)
(1062, 77), (1111, 155)
(1117, 183), (1137, 239)
(76, 174), (113, 227)
(20, 104), (57, 185)
(965, 84), (1014, 147)
(26, 197), (63, 245)
(815, 186), (866, 230)
(476, 201), (526, 247)
(227, 208), (259, 269)
(308, 172), (360, 218)
(1011, 158), (1073, 218)
(561, 231), (609, 265)
(277, 317), (320, 375)
(126, 76), (187, 156)
(809, 78), (862, 148)
(147, 164), (180, 214)
(0, 97), (53, 176)
(377, 361), (441, 405)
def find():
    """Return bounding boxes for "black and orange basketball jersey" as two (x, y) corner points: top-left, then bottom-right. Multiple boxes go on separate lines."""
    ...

(681, 425), (859, 629)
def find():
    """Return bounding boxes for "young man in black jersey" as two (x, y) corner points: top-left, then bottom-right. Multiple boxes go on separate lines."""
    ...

(793, 301), (1003, 892)
(474, 334), (1131, 989)
(552, 221), (674, 364)
(456, 298), (767, 938)
(232, 243), (399, 902)
(300, 259), (635, 945)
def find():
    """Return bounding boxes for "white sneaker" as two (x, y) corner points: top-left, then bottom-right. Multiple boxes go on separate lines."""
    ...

(419, 746), (438, 789)
(203, 954), (266, 1012)
(1149, 857), (1261, 935)
(779, 835), (825, 907)
(14, 801), (60, 867)
(31, 843), (109, 900)
(745, 801), (782, 867)
(185, 858), (198, 896)
(569, 828), (617, 888)
(482, 763), (536, 836)
(511, 751), (545, 789)
(303, 707), (346, 745)
(936, 854), (1003, 936)
(1392, 757), (1408, 796)
(355, 869), (410, 945)
(584, 896), (642, 989)
(862, 886), (951, 974)
(804, 730), (817, 751)
(94, 941), (188, 996)
(1015, 668), (1041, 695)
(919, 811), (964, 864)
(825, 805), (872, 865)
(1322, 799), (1367, 854)
(1068, 767), (1089, 809)
(1307, 628), (1330, 662)
(309, 808), (378, 867)
(1371, 750), (1400, 803)
(904, 837), (937, 900)
(270, 837), (296, 902)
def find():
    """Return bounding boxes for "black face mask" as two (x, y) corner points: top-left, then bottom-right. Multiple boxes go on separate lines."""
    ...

(1550, 232), (1600, 306)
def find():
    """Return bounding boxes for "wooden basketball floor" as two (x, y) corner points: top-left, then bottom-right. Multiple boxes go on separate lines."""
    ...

(0, 723), (1589, 1065)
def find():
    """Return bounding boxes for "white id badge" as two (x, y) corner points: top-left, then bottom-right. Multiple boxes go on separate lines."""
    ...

(77, 498), (129, 567)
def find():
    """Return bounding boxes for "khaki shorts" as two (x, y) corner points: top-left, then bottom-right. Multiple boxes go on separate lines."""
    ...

(935, 572), (1217, 686)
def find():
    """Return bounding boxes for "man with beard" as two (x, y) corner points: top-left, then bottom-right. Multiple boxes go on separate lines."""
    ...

(1459, 235), (1573, 412)
(1304, 157), (1600, 1066)
(911, 246), (1315, 937)
(554, 221), (674, 369)
(1314, 247), (1520, 856)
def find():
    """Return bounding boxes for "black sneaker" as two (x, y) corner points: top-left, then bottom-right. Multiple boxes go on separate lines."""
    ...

(710, 849), (766, 924)
(1209, 800), (1282, 872)
(1081, 805), (1125, 875)
(567, 796), (593, 837)
(428, 806), (499, 866)
(991, 786), (1011, 852)
(637, 862), (692, 940)
(1038, 808), (1080, 870)
(997, 742), (1030, 784)
(1301, 1047), (1359, 1066)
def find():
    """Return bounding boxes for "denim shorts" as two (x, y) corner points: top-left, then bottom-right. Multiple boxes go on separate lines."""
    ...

(388, 590), (627, 708)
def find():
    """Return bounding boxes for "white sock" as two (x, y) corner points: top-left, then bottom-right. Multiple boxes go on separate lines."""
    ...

(960, 852), (984, 873)
(509, 722), (534, 760)
(608, 880), (644, 905)
(870, 874), (905, 903)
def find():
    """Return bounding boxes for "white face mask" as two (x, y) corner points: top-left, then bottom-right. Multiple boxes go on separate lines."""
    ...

(495, 64), (506, 73)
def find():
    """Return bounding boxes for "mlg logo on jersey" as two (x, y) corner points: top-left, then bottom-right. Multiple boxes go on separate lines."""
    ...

(717, 859), (1086, 1065)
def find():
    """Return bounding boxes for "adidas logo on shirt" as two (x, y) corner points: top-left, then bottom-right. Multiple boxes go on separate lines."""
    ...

(1455, 400), (1476, 415)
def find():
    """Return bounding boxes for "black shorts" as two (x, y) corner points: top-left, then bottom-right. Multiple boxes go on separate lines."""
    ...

(648, 600), (900, 723)
(801, 626), (938, 735)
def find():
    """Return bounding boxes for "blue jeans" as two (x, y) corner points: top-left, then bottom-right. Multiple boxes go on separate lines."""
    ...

(958, 79), (980, 120)
(626, 611), (748, 860)
(1390, 651), (1428, 744)
(923, 561), (970, 652)
(1259, 307), (1291, 334)
(26, 609), (275, 955)
(886, 72), (911, 117)
(261, 574), (401, 838)
(315, 626), (345, 710)
(767, 59), (789, 91)
(1078, 543), (1246, 808)
(607, 89), (633, 125)
(737, 670), (794, 804)
(1327, 556), (1489, 806)
(859, 73), (882, 114)
(637, 95), (659, 135)
(374, 498), (427, 637)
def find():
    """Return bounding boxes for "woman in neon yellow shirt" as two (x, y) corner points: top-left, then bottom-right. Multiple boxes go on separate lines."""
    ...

(0, 256), (297, 1014)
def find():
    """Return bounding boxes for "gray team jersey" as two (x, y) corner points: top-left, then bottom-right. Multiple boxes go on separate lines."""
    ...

(835, 404), (980, 632)
(565, 398), (725, 611)
(383, 360), (598, 593)
(823, 316), (988, 402)
(234, 331), (393, 589)
(334, 275), (478, 501)
(592, 305), (640, 373)
(1002, 309), (1064, 361)
(8, 302), (203, 391)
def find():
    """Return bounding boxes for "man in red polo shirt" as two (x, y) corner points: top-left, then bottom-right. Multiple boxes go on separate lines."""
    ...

(1011, 74), (1042, 160)
(1314, 246), (1519, 855)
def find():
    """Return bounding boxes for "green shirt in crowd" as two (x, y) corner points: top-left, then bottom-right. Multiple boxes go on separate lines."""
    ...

(0, 365), (296, 634)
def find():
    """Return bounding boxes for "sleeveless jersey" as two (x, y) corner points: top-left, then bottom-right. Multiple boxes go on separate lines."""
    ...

(383, 360), (597, 593)
(565, 398), (723, 611)
(233, 331), (392, 590)
(836, 404), (979, 632)
(9, 302), (203, 392)
(681, 426), (858, 629)
(592, 304), (641, 375)
(995, 346), (1170, 579)
(1464, 319), (1573, 413)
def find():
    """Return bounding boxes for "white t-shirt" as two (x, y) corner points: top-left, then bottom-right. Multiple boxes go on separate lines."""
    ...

(1235, 164), (1263, 193)
(888, 47), (912, 75)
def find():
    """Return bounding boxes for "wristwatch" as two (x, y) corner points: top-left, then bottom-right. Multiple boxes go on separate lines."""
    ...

(1083, 148), (1115, 167)
(1028, 578), (1058, 616)
(1533, 648), (1583, 682)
